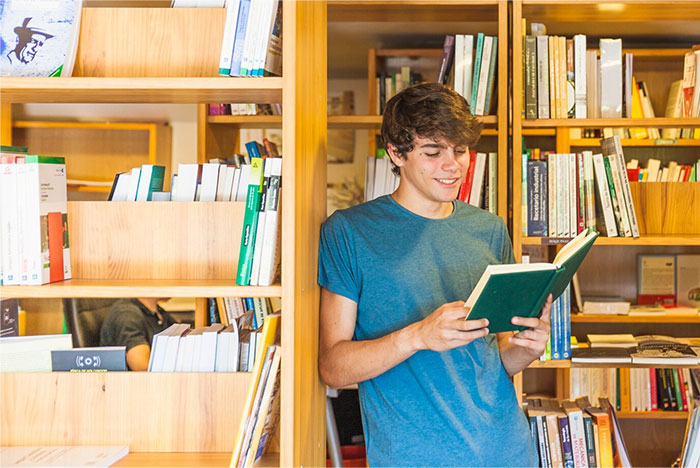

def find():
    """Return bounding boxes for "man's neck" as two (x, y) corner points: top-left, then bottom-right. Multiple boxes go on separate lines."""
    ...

(137, 298), (164, 321)
(391, 186), (453, 219)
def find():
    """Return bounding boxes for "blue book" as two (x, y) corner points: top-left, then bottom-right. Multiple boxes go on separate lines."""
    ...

(229, 0), (251, 77)
(551, 294), (561, 359)
(557, 412), (576, 468)
(245, 140), (264, 159)
(562, 284), (572, 359)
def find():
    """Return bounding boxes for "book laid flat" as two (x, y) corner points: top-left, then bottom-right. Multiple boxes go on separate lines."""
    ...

(0, 446), (128, 467)
(571, 347), (632, 363)
(465, 228), (598, 332)
(630, 336), (699, 365)
(51, 346), (126, 371)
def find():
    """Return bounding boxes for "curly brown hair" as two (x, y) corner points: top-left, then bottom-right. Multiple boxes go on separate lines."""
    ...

(381, 83), (482, 176)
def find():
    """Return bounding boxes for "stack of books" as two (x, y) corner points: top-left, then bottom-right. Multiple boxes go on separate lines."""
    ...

(525, 396), (630, 468)
(522, 135), (640, 238)
(218, 0), (283, 78)
(0, 146), (71, 286)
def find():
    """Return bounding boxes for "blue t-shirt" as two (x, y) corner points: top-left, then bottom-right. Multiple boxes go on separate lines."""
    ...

(318, 196), (537, 467)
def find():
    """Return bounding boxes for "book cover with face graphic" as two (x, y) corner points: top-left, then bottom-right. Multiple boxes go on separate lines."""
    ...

(0, 0), (82, 76)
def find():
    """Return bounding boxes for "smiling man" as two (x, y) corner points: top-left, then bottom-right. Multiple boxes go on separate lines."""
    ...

(318, 83), (552, 467)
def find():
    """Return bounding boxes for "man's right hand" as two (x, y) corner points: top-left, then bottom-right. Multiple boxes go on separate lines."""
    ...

(408, 301), (489, 352)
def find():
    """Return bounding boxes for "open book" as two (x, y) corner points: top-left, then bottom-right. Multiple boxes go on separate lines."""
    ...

(465, 229), (599, 332)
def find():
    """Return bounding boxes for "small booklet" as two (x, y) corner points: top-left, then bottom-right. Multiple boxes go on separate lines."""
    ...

(465, 229), (599, 332)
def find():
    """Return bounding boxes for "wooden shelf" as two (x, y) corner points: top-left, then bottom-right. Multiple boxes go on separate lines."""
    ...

(521, 1), (700, 23)
(208, 115), (282, 128)
(522, 118), (700, 128)
(0, 77), (283, 104)
(521, 235), (700, 246)
(329, 115), (382, 128)
(616, 411), (689, 420)
(0, 280), (282, 299)
(572, 314), (700, 323)
(528, 361), (700, 369)
(112, 451), (279, 467)
(328, 1), (499, 23)
(569, 138), (700, 147)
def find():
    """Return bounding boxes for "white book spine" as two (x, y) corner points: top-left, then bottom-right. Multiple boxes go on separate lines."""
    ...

(592, 153), (618, 237)
(536, 35), (550, 119)
(218, 0), (242, 74)
(257, 158), (282, 287)
(599, 38), (622, 118)
(548, 153), (557, 238)
(22, 161), (42, 285)
(468, 152), (487, 207)
(240, 0), (262, 76)
(200, 163), (220, 202)
(1, 159), (20, 285)
(488, 152), (497, 214)
(135, 165), (153, 201)
(558, 153), (569, 237)
(567, 153), (576, 236)
(474, 36), (493, 116)
(586, 50), (599, 119)
(606, 152), (631, 237)
(574, 34), (587, 118)
(611, 136), (640, 238)
(568, 410), (590, 468)
(463, 35), (474, 107)
(253, 0), (275, 75)
(454, 35), (464, 97)
(16, 162), (28, 285)
(223, 166), (236, 201)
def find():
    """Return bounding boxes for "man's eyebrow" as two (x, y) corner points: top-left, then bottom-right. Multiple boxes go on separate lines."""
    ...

(419, 142), (446, 149)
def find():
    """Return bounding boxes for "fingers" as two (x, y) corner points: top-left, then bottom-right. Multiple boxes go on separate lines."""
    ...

(454, 318), (489, 332)
(447, 327), (489, 343)
(512, 315), (550, 333)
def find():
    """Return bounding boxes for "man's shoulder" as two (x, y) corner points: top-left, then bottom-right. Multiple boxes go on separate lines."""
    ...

(323, 197), (390, 230)
(453, 201), (505, 228)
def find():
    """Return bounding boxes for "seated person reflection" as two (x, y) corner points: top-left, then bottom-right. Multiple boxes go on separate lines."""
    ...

(99, 297), (174, 371)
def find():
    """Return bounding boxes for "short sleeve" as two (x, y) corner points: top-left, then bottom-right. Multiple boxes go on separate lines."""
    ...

(100, 303), (150, 351)
(318, 213), (360, 303)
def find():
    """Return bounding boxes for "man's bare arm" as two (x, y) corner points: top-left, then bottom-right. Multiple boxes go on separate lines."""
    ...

(126, 344), (151, 371)
(319, 288), (489, 388)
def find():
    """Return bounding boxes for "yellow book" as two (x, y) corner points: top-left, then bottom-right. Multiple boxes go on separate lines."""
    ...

(619, 367), (631, 412)
(629, 77), (648, 139)
(230, 314), (280, 468)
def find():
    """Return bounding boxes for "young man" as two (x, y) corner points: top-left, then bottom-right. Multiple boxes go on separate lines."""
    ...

(100, 298), (174, 371)
(318, 83), (551, 466)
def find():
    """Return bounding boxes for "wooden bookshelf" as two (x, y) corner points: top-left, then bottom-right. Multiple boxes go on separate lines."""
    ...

(0, 4), (327, 467)
(528, 361), (700, 369)
(0, 280), (282, 299)
(616, 411), (690, 420)
(112, 452), (279, 467)
(521, 235), (700, 246)
(522, 118), (700, 128)
(569, 138), (700, 147)
(571, 314), (700, 323)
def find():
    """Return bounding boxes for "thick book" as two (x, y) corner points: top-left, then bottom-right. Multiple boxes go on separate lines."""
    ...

(51, 346), (126, 371)
(465, 229), (598, 333)
(236, 157), (265, 286)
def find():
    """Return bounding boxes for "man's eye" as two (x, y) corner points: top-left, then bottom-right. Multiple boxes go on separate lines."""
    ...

(425, 152), (440, 158)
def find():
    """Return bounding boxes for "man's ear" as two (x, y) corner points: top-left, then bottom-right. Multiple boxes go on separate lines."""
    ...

(386, 144), (404, 169)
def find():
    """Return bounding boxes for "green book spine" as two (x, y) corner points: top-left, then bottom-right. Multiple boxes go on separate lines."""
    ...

(236, 158), (264, 285)
(671, 368), (684, 411)
(616, 368), (621, 411)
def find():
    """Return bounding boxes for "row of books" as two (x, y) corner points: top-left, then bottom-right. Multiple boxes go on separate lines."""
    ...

(208, 103), (282, 116)
(108, 164), (166, 201)
(236, 155), (282, 287)
(209, 296), (280, 331)
(568, 367), (699, 413)
(449, 33), (498, 116)
(626, 158), (699, 183)
(455, 151), (497, 214)
(218, 0), (282, 77)
(231, 314), (280, 467)
(525, 396), (629, 468)
(572, 334), (700, 365)
(375, 68), (423, 115)
(523, 135), (640, 238)
(148, 321), (260, 373)
(0, 146), (72, 286)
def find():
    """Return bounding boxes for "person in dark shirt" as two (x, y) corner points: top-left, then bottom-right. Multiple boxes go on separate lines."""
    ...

(100, 298), (175, 371)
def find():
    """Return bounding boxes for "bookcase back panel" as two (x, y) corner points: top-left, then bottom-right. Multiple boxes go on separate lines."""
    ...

(68, 201), (244, 280)
(629, 182), (700, 235)
(74, 8), (225, 77)
(0, 372), (250, 451)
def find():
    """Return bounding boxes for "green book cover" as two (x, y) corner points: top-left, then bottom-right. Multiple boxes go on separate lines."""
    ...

(466, 229), (598, 333)
(671, 368), (684, 411)
(236, 158), (264, 285)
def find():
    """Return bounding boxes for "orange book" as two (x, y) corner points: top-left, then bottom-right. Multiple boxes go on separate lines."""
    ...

(47, 212), (66, 283)
(619, 367), (631, 412)
(586, 406), (614, 468)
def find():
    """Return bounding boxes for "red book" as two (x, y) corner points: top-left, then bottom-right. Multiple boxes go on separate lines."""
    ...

(626, 167), (640, 182)
(457, 177), (469, 202)
(47, 211), (66, 283)
(649, 368), (658, 411)
(462, 151), (477, 202)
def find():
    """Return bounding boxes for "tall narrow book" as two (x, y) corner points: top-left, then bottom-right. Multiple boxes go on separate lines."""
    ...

(465, 229), (598, 332)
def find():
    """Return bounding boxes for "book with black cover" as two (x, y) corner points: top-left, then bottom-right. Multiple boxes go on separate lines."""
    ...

(465, 228), (598, 332)
(51, 346), (127, 371)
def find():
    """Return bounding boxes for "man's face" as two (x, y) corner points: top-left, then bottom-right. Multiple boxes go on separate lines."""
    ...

(18, 36), (44, 63)
(390, 136), (470, 205)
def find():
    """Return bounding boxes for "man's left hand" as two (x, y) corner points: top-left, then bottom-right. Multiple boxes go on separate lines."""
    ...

(507, 294), (552, 358)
